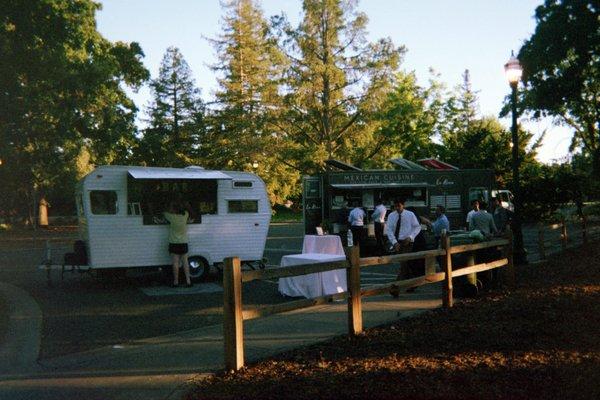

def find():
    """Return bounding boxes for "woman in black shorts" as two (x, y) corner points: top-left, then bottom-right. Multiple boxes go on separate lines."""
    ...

(163, 200), (192, 287)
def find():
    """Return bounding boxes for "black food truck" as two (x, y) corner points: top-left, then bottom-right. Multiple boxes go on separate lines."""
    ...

(303, 159), (501, 251)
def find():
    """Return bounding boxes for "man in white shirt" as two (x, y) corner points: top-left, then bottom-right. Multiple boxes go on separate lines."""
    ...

(371, 198), (387, 255)
(347, 201), (367, 249)
(386, 198), (421, 296)
(466, 199), (480, 228)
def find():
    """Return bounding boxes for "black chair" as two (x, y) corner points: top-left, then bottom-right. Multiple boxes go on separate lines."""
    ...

(62, 240), (88, 280)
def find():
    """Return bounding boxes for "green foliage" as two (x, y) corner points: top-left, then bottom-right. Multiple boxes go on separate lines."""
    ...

(0, 0), (148, 223)
(440, 70), (541, 187)
(520, 161), (595, 221)
(366, 70), (443, 167)
(271, 204), (302, 223)
(137, 47), (204, 167)
(207, 0), (298, 204)
(273, 0), (402, 174)
(518, 0), (600, 173)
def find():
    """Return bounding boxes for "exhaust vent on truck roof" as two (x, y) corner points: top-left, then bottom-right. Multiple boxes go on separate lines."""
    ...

(325, 159), (362, 171)
(388, 158), (428, 170)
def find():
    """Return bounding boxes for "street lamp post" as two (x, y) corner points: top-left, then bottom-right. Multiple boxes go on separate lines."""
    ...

(504, 52), (527, 264)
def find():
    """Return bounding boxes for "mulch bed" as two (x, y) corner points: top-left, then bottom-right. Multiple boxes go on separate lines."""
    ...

(186, 242), (600, 400)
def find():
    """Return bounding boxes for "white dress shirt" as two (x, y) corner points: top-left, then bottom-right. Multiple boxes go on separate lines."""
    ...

(386, 209), (421, 245)
(348, 207), (366, 226)
(466, 209), (477, 224)
(371, 204), (387, 223)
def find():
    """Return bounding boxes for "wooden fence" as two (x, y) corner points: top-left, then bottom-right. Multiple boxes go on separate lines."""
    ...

(223, 232), (513, 371)
(537, 215), (592, 260)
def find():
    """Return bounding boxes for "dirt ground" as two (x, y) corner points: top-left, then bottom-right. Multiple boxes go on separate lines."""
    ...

(186, 242), (600, 400)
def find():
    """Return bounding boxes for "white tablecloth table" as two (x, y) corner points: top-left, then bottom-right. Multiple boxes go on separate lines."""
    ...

(278, 235), (348, 298)
(302, 235), (345, 255)
(278, 253), (347, 298)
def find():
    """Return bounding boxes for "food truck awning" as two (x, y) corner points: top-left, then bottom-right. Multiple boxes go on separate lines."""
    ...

(128, 169), (232, 180)
(330, 183), (431, 189)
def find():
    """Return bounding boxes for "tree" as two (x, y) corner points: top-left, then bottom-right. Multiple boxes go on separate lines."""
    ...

(138, 47), (204, 167)
(518, 0), (600, 174)
(274, 0), (402, 174)
(0, 0), (149, 224)
(443, 69), (479, 148)
(208, 0), (298, 204)
(369, 70), (445, 166)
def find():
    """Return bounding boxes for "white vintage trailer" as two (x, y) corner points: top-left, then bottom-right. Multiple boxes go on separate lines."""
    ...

(73, 165), (271, 279)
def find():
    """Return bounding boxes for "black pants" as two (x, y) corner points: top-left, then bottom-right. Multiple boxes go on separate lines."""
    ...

(350, 226), (367, 250)
(374, 222), (385, 255)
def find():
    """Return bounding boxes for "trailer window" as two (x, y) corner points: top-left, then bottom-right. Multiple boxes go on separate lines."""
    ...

(90, 191), (118, 215)
(228, 200), (258, 213)
(233, 181), (253, 188)
(128, 177), (218, 224)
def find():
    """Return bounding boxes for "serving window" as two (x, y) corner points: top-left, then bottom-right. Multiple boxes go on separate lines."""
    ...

(375, 187), (428, 207)
(127, 177), (218, 225)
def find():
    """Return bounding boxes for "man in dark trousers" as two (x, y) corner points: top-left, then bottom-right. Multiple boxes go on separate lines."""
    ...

(385, 198), (421, 297)
(371, 198), (387, 255)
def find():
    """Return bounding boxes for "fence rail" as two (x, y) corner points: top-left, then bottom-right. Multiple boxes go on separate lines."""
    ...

(536, 215), (599, 260)
(222, 232), (513, 371)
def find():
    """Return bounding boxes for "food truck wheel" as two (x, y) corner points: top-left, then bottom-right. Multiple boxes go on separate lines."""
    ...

(188, 256), (210, 281)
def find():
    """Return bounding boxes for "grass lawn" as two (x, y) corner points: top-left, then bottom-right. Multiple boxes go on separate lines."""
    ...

(270, 205), (302, 223)
(186, 241), (600, 400)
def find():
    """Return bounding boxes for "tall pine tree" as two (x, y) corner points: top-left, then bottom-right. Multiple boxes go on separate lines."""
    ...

(138, 47), (204, 167)
(209, 0), (298, 203)
(274, 0), (401, 173)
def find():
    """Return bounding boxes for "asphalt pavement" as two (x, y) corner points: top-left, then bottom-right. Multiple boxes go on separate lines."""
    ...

(0, 220), (598, 400)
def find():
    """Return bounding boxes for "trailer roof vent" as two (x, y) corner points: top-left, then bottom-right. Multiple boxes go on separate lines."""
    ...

(417, 158), (459, 170)
(388, 158), (428, 171)
(325, 159), (362, 171)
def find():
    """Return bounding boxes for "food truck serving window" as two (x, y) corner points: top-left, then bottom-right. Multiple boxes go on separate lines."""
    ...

(127, 177), (218, 225)
(90, 191), (118, 215)
(228, 200), (258, 213)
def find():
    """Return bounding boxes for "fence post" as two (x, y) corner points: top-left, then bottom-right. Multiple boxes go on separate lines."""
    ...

(425, 255), (436, 276)
(441, 233), (453, 308)
(582, 214), (588, 245)
(537, 222), (546, 261)
(504, 227), (515, 287)
(346, 245), (362, 335)
(561, 216), (568, 251)
(45, 240), (52, 287)
(223, 256), (244, 371)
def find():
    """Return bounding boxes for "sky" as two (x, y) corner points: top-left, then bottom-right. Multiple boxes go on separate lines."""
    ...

(96, 0), (573, 164)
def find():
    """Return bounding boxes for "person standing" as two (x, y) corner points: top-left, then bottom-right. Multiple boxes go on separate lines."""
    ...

(164, 200), (193, 288)
(371, 198), (387, 255)
(347, 201), (367, 249)
(466, 199), (480, 229)
(386, 198), (421, 297)
(491, 197), (512, 233)
(429, 205), (450, 246)
(469, 201), (498, 238)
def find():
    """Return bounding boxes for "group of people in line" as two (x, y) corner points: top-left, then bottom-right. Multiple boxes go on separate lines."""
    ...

(347, 196), (512, 295)
(349, 197), (512, 253)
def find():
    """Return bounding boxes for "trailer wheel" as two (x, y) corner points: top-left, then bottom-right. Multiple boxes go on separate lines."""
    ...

(188, 256), (210, 281)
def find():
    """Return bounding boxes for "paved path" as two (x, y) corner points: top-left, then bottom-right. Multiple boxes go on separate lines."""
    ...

(0, 286), (441, 400)
(0, 282), (42, 374)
